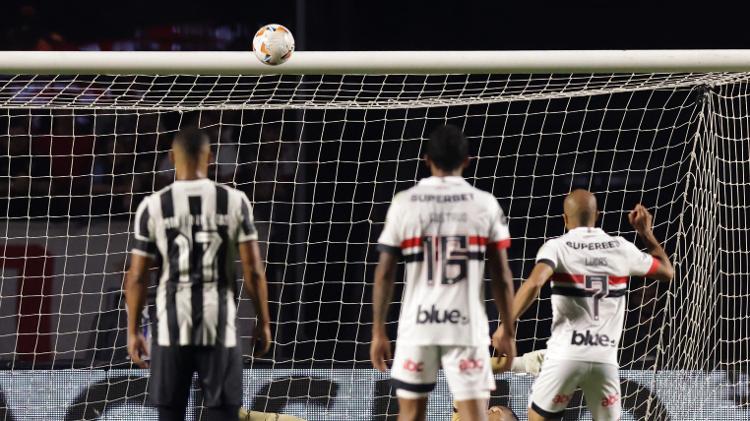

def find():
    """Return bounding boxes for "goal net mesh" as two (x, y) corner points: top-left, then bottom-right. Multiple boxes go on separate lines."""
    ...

(0, 72), (748, 420)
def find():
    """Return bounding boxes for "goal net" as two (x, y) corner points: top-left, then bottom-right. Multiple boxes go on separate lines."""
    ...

(0, 56), (748, 420)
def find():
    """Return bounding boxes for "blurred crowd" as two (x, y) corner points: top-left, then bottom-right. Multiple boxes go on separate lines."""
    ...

(0, 110), (297, 220)
(2, 3), (72, 50)
(2, 2), (254, 51)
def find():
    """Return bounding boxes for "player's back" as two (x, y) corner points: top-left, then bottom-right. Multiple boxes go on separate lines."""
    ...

(378, 176), (510, 347)
(536, 227), (657, 365)
(134, 178), (258, 347)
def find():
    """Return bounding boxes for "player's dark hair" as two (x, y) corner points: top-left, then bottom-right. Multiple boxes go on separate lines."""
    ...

(173, 127), (209, 161)
(425, 124), (468, 171)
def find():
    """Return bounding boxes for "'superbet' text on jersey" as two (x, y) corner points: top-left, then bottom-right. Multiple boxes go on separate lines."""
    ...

(535, 227), (660, 365)
(377, 176), (510, 346)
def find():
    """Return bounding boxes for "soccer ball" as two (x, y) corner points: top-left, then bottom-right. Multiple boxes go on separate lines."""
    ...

(252, 24), (295, 66)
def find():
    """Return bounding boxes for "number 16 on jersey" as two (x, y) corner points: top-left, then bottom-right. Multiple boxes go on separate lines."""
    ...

(421, 235), (469, 286)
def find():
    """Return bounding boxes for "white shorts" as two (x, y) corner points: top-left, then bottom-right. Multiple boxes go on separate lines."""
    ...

(390, 344), (495, 401)
(530, 358), (621, 421)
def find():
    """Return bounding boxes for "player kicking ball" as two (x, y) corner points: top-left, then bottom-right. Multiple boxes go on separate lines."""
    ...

(499, 190), (674, 420)
(370, 125), (517, 421)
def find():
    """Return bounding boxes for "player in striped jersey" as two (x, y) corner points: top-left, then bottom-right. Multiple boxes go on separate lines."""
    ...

(371, 125), (517, 421)
(499, 190), (674, 420)
(125, 128), (272, 421)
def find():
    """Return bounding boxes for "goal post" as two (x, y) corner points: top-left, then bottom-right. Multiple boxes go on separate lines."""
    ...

(0, 50), (748, 420)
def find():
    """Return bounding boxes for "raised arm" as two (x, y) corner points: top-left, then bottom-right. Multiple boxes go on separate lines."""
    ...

(370, 250), (399, 372)
(238, 240), (272, 357)
(486, 246), (517, 370)
(125, 252), (153, 368)
(628, 204), (674, 282)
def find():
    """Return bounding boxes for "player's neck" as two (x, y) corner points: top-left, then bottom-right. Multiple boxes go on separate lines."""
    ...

(567, 223), (596, 230)
(174, 164), (207, 181)
(430, 169), (463, 178)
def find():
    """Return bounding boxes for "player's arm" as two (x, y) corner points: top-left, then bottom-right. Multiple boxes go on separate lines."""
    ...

(486, 202), (517, 368)
(239, 240), (272, 356)
(629, 204), (674, 282)
(492, 349), (547, 376)
(125, 201), (156, 368)
(237, 193), (272, 356)
(370, 249), (398, 372)
(125, 252), (153, 368)
(370, 195), (403, 372)
(486, 246), (516, 368)
(511, 262), (554, 321)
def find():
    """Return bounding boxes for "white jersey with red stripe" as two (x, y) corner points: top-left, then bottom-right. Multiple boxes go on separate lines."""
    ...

(535, 227), (659, 365)
(377, 176), (511, 347)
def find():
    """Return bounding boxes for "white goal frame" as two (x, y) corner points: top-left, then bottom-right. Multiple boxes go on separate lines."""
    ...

(2, 49), (749, 420)
(2, 49), (750, 74)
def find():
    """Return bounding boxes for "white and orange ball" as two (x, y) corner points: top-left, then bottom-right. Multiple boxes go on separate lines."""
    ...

(252, 24), (295, 65)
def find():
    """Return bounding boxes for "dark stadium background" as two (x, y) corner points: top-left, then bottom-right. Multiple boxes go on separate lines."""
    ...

(0, 0), (745, 378)
(3, 0), (750, 51)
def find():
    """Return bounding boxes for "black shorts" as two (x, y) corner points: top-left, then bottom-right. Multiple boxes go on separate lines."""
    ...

(149, 344), (243, 408)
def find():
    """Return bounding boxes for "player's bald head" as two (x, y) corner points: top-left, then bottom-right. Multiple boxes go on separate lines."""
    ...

(487, 406), (520, 421)
(563, 189), (598, 228)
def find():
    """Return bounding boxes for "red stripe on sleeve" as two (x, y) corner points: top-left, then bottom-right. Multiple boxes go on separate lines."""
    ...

(400, 237), (421, 249)
(488, 238), (511, 249)
(645, 257), (661, 276)
(609, 276), (629, 285)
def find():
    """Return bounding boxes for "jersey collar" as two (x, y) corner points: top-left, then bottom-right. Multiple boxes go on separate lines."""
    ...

(418, 176), (470, 186)
(173, 178), (211, 184)
(569, 226), (602, 233)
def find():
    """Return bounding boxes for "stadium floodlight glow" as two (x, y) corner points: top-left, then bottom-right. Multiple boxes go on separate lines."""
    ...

(0, 50), (747, 420)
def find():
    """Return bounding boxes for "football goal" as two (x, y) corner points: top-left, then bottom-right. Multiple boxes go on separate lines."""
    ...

(0, 50), (748, 420)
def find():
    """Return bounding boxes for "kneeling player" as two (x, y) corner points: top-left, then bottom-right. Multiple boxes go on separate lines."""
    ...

(370, 125), (517, 421)
(451, 350), (546, 421)
(499, 190), (673, 420)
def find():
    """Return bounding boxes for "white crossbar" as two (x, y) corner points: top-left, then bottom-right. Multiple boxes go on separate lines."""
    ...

(2, 50), (750, 75)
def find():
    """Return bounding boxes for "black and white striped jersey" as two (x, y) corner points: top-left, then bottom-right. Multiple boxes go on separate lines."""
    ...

(131, 178), (258, 347)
